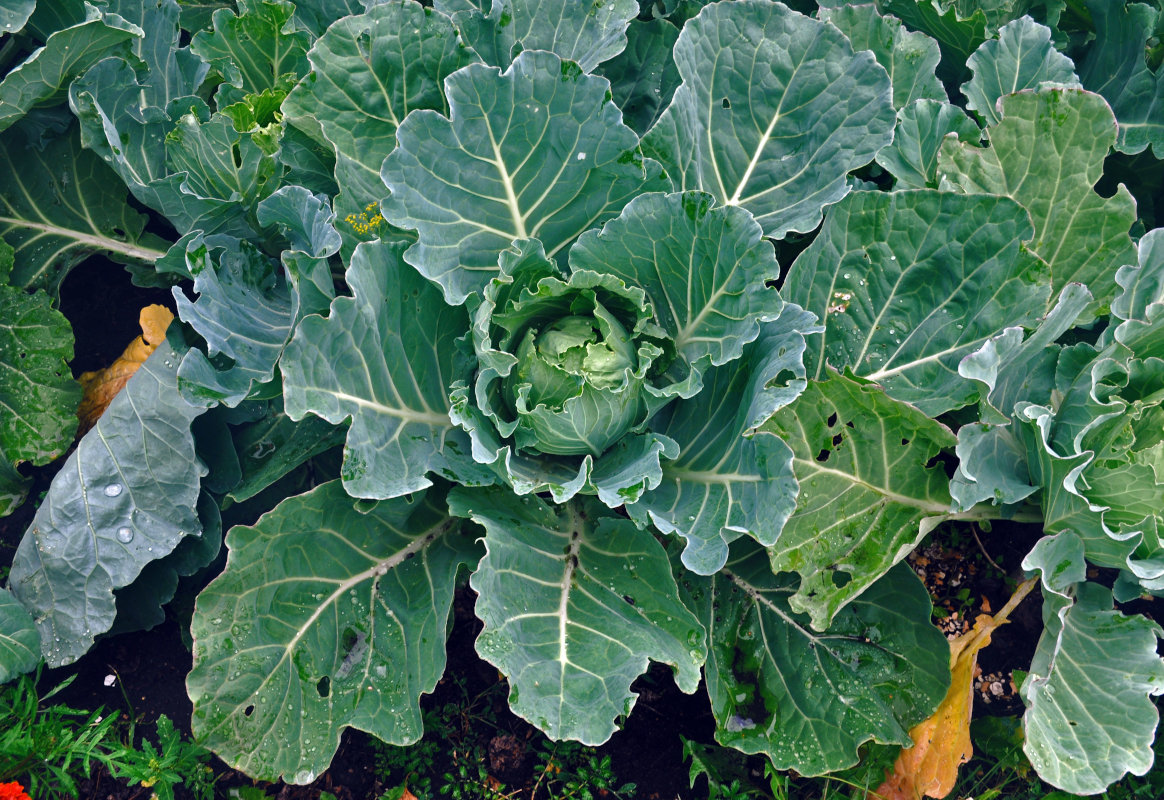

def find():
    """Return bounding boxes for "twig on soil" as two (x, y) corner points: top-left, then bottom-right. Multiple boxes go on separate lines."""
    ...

(970, 525), (1005, 576)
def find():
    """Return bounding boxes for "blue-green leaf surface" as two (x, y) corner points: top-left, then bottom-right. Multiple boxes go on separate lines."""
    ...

(876, 100), (981, 189)
(962, 16), (1079, 127)
(784, 189), (1050, 416)
(599, 18), (681, 137)
(631, 305), (819, 574)
(0, 587), (40, 683)
(818, 3), (945, 111)
(190, 0), (310, 107)
(172, 234), (292, 407)
(453, 488), (703, 744)
(189, 480), (478, 784)
(1076, 0), (1164, 155)
(0, 236), (80, 467)
(381, 49), (665, 304)
(938, 88), (1137, 307)
(435, 0), (638, 73)
(875, 97), (982, 188)
(8, 332), (207, 666)
(281, 241), (478, 499)
(0, 5), (141, 133)
(281, 1), (478, 253)
(1021, 533), (1164, 794)
(570, 192), (783, 381)
(685, 544), (948, 775)
(0, 117), (166, 295)
(0, 0), (35, 34)
(642, 0), (894, 239)
(951, 283), (1092, 509)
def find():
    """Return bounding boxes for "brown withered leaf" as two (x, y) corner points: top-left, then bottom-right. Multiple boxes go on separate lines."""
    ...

(876, 577), (1037, 800)
(76, 304), (174, 434)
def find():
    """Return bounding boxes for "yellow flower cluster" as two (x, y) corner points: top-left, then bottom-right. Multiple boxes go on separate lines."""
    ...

(345, 201), (386, 236)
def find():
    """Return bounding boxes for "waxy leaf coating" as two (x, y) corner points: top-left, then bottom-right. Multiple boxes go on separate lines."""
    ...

(189, 480), (479, 783)
(643, 0), (894, 239)
(381, 49), (665, 304)
(454, 488), (703, 745)
(9, 333), (206, 666)
(685, 543), (948, 775)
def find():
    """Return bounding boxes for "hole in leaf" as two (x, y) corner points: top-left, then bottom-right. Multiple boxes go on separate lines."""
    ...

(231, 142), (243, 169)
(815, 449), (830, 463)
(901, 438), (910, 446)
(832, 434), (843, 447)
(623, 595), (636, 606)
(316, 676), (330, 698)
(831, 571), (852, 588)
(721, 97), (731, 109)
(244, 705), (255, 717)
(826, 413), (838, 427)
(845, 421), (855, 428)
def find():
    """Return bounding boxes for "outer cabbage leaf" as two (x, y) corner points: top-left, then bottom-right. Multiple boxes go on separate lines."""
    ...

(165, 109), (279, 211)
(570, 191), (784, 380)
(643, 0), (894, 240)
(381, 49), (665, 304)
(760, 372), (957, 631)
(962, 16), (1079, 128)
(951, 283), (1092, 509)
(599, 18), (681, 137)
(282, 241), (485, 499)
(67, 0), (216, 232)
(452, 488), (703, 744)
(190, 0), (310, 107)
(784, 189), (1050, 416)
(221, 399), (347, 505)
(684, 543), (948, 776)
(879, 0), (988, 82)
(938, 88), (1137, 308)
(0, 0), (35, 33)
(876, 100), (981, 189)
(0, 237), (80, 466)
(8, 332), (207, 667)
(110, 492), (222, 636)
(0, 587), (40, 683)
(0, 457), (30, 517)
(1076, 0), (1164, 155)
(818, 3), (945, 111)
(630, 305), (819, 575)
(1021, 533), (1164, 794)
(254, 184), (341, 321)
(172, 234), (292, 407)
(0, 117), (166, 295)
(435, 0), (638, 73)
(0, 4), (141, 133)
(281, 1), (479, 254)
(1113, 228), (1164, 327)
(189, 480), (479, 784)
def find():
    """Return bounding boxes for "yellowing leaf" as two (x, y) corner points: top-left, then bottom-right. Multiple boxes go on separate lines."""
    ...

(77, 304), (174, 433)
(876, 577), (1036, 800)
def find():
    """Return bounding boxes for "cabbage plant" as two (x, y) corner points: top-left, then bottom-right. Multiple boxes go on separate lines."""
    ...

(1, 0), (1163, 794)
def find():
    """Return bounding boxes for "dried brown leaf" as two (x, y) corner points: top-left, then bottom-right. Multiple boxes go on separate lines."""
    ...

(876, 577), (1036, 799)
(76, 304), (174, 433)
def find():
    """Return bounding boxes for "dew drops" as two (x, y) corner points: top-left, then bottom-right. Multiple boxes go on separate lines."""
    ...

(116, 527), (134, 543)
(103, 484), (123, 497)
